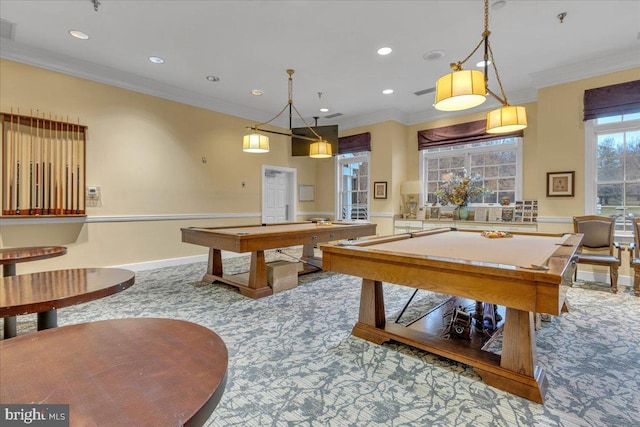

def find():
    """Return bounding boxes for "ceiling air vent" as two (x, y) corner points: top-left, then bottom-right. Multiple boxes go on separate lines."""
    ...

(0, 19), (16, 40)
(324, 113), (343, 119)
(414, 87), (436, 96)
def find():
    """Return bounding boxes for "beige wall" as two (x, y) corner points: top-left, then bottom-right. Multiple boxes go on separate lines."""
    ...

(1, 58), (638, 280)
(0, 59), (322, 271)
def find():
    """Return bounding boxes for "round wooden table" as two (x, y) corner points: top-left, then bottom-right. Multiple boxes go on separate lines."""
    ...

(0, 246), (67, 337)
(0, 318), (228, 427)
(0, 246), (68, 276)
(0, 267), (135, 338)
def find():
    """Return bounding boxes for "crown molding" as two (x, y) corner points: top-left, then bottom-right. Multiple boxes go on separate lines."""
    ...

(529, 48), (640, 89)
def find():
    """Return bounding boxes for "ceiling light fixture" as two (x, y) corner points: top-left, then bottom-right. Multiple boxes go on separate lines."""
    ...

(148, 56), (165, 64)
(382, 89), (394, 95)
(206, 75), (220, 82)
(377, 47), (392, 55)
(320, 108), (329, 112)
(69, 30), (89, 40)
(250, 89), (264, 96)
(243, 69), (332, 158)
(434, 0), (527, 134)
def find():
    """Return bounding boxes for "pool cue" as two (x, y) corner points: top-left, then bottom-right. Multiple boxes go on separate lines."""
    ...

(41, 112), (45, 214)
(65, 123), (69, 214)
(29, 113), (33, 215)
(16, 109), (22, 215)
(8, 109), (14, 214)
(34, 114), (39, 215)
(76, 119), (81, 213)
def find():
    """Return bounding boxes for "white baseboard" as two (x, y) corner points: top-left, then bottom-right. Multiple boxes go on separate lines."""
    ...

(575, 271), (633, 287)
(109, 251), (245, 272)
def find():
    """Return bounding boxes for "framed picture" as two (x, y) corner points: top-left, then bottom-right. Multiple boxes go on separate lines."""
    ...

(501, 208), (514, 222)
(547, 171), (575, 197)
(416, 207), (426, 220)
(429, 207), (440, 220)
(299, 185), (314, 202)
(373, 181), (387, 199)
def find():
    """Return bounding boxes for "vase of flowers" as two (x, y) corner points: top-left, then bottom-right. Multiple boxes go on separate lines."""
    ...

(435, 170), (484, 221)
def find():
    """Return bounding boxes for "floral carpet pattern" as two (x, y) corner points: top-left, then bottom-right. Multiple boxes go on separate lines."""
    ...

(6, 251), (640, 427)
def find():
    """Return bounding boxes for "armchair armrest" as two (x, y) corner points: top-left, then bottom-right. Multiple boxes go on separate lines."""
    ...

(613, 241), (622, 262)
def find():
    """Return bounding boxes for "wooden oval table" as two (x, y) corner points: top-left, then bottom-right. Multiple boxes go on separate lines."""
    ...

(0, 246), (68, 337)
(0, 268), (135, 338)
(0, 318), (228, 427)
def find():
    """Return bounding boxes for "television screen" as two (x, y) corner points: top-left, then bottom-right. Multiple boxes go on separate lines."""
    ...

(291, 125), (339, 156)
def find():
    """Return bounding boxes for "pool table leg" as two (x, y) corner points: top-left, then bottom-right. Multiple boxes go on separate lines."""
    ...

(352, 279), (388, 344)
(475, 308), (547, 403)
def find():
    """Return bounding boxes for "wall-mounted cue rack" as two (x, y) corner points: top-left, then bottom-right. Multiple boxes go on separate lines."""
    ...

(1, 111), (86, 217)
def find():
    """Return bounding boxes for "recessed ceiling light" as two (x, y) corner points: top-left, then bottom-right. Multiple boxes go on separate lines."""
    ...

(251, 89), (264, 96)
(320, 108), (329, 113)
(69, 30), (89, 40)
(492, 0), (507, 10)
(148, 56), (165, 64)
(476, 60), (492, 67)
(377, 47), (392, 56)
(206, 76), (220, 82)
(423, 50), (445, 61)
(382, 89), (394, 95)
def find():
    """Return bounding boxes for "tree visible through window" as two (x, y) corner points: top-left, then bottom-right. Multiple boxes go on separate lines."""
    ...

(593, 113), (640, 232)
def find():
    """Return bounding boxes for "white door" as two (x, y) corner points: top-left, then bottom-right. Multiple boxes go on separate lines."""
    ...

(262, 166), (296, 223)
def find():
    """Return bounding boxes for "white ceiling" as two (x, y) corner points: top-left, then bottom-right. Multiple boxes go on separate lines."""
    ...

(1, 0), (639, 130)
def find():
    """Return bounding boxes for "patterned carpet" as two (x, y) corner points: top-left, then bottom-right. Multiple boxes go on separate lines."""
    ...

(6, 251), (640, 427)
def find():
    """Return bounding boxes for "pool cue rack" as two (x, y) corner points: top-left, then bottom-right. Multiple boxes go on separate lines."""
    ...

(1, 110), (86, 217)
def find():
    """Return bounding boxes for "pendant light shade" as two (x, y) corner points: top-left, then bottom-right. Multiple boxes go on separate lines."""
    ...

(434, 69), (486, 111)
(486, 105), (527, 134)
(243, 133), (269, 153)
(309, 140), (332, 158)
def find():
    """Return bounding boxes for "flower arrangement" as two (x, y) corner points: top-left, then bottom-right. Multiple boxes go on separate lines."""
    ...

(435, 170), (484, 207)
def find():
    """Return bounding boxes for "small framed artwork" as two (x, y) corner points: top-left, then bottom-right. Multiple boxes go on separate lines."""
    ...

(373, 181), (387, 199)
(429, 207), (440, 220)
(501, 208), (514, 222)
(547, 171), (575, 197)
(299, 185), (315, 202)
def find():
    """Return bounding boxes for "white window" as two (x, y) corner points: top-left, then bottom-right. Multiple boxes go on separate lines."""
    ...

(336, 152), (370, 220)
(585, 112), (640, 233)
(420, 138), (523, 206)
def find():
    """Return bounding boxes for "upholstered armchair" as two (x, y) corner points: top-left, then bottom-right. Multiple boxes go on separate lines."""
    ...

(629, 217), (640, 297)
(573, 215), (621, 293)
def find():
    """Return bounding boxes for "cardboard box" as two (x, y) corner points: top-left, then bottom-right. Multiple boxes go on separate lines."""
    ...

(267, 261), (299, 293)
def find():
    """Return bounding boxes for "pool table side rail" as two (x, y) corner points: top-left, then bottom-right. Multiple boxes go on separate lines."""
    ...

(321, 232), (581, 315)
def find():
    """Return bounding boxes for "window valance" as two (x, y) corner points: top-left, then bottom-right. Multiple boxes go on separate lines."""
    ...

(583, 80), (640, 121)
(338, 132), (371, 154)
(417, 120), (523, 150)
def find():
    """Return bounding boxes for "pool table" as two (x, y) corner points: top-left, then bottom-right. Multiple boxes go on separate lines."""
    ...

(181, 221), (377, 298)
(321, 228), (581, 403)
